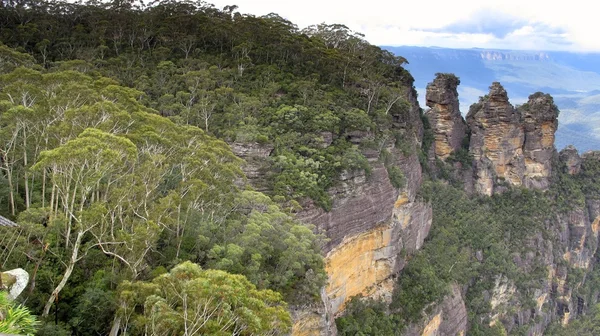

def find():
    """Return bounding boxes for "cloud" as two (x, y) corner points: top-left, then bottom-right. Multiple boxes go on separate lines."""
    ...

(208, 0), (600, 52)
(427, 11), (529, 38)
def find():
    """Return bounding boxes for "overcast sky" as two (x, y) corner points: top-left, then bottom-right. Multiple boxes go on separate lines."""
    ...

(208, 0), (599, 52)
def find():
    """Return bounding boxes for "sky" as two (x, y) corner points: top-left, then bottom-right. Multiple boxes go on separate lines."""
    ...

(208, 0), (600, 52)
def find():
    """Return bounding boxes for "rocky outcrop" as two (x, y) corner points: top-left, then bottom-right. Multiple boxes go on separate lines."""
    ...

(404, 284), (468, 336)
(286, 79), (431, 335)
(467, 82), (525, 195)
(477, 169), (600, 335)
(297, 164), (398, 253)
(1, 268), (29, 299)
(425, 74), (467, 160)
(559, 145), (581, 175)
(466, 83), (558, 195)
(229, 141), (274, 192)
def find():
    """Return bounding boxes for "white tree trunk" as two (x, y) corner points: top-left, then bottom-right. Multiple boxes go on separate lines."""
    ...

(42, 230), (84, 317)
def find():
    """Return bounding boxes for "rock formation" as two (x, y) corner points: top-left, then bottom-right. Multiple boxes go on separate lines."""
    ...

(285, 74), (585, 336)
(465, 83), (558, 195)
(1, 268), (29, 299)
(229, 141), (274, 192)
(292, 153), (432, 335)
(520, 92), (559, 189)
(425, 73), (467, 160)
(559, 145), (582, 175)
(466, 82), (526, 195)
(404, 284), (468, 336)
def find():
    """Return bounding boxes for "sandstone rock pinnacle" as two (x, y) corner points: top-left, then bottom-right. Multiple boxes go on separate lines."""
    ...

(466, 83), (558, 195)
(520, 92), (559, 189)
(559, 145), (581, 175)
(425, 73), (467, 160)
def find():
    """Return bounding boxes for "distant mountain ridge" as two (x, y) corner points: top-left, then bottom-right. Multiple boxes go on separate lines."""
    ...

(384, 46), (600, 151)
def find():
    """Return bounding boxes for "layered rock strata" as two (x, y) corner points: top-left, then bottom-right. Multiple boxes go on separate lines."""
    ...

(229, 141), (274, 192)
(292, 87), (431, 334)
(520, 92), (559, 189)
(293, 148), (432, 335)
(404, 284), (468, 336)
(465, 83), (558, 195)
(425, 73), (467, 160)
(477, 150), (600, 334)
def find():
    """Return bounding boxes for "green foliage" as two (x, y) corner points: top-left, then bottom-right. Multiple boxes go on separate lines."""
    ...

(0, 0), (417, 211)
(420, 112), (434, 155)
(203, 190), (327, 303)
(0, 291), (39, 335)
(546, 304), (600, 336)
(387, 166), (406, 189)
(336, 296), (404, 335)
(119, 261), (292, 336)
(446, 147), (473, 166)
(380, 148), (406, 189)
(390, 181), (553, 323)
(0, 63), (326, 332)
(391, 254), (449, 321)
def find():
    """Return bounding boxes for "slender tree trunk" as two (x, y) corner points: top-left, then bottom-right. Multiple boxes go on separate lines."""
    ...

(42, 169), (46, 208)
(42, 230), (84, 317)
(28, 243), (47, 295)
(23, 133), (30, 209)
(50, 181), (55, 214)
(109, 315), (121, 336)
(6, 165), (15, 216)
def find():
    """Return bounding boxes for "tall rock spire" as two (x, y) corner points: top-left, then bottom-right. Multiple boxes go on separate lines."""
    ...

(520, 92), (559, 189)
(425, 73), (467, 160)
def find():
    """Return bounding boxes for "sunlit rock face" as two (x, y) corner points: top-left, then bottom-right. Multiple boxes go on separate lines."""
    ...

(425, 74), (467, 160)
(520, 92), (559, 190)
(293, 150), (432, 335)
(466, 83), (558, 195)
(467, 82), (525, 195)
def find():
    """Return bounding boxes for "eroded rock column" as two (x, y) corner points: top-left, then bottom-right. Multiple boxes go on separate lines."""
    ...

(520, 92), (559, 189)
(425, 73), (467, 160)
(467, 82), (525, 195)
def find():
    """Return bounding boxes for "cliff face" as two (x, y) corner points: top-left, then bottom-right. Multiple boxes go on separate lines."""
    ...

(468, 149), (600, 335)
(463, 83), (558, 195)
(229, 141), (274, 192)
(559, 145), (581, 175)
(404, 284), (468, 336)
(300, 152), (432, 334)
(291, 88), (432, 335)
(425, 74), (466, 160)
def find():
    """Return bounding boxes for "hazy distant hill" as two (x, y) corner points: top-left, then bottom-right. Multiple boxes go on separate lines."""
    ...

(384, 46), (600, 152)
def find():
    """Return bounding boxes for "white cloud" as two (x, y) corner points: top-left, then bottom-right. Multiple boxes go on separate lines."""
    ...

(208, 0), (600, 51)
